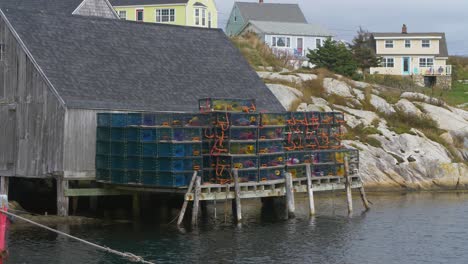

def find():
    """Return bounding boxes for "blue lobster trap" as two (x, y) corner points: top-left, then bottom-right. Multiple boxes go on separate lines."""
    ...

(260, 113), (286, 126)
(157, 127), (202, 142)
(159, 172), (196, 187)
(286, 151), (313, 166)
(258, 141), (284, 154)
(157, 143), (202, 157)
(259, 167), (285, 181)
(199, 98), (256, 113)
(158, 157), (202, 172)
(259, 153), (285, 168)
(259, 127), (284, 140)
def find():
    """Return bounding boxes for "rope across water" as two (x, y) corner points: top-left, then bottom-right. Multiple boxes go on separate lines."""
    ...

(0, 209), (155, 264)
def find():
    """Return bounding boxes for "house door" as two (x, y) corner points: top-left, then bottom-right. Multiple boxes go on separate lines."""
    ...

(403, 57), (411, 75)
(296, 38), (303, 56)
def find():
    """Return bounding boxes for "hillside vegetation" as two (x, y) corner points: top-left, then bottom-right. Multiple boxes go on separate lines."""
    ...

(233, 35), (468, 190)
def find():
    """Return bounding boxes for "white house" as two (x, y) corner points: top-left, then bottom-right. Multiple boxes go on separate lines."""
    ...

(240, 20), (332, 65)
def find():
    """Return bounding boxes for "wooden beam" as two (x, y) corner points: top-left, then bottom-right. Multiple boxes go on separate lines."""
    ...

(344, 157), (353, 215)
(64, 188), (132, 197)
(359, 185), (371, 210)
(284, 172), (295, 219)
(233, 169), (242, 223)
(191, 176), (201, 227)
(177, 171), (198, 227)
(305, 164), (316, 216)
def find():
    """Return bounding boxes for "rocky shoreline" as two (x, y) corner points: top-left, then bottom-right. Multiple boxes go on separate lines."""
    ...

(260, 69), (468, 190)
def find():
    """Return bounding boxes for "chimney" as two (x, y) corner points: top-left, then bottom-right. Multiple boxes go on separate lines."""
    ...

(402, 24), (407, 34)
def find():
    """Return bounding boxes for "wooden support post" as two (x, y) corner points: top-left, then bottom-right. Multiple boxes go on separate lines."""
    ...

(71, 197), (78, 216)
(344, 157), (353, 215)
(177, 171), (198, 227)
(232, 169), (242, 223)
(0, 177), (8, 196)
(191, 176), (201, 227)
(284, 172), (295, 219)
(56, 176), (69, 217)
(359, 185), (371, 210)
(132, 194), (141, 219)
(305, 164), (316, 216)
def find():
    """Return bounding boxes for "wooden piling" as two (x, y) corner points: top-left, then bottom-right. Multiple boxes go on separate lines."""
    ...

(284, 172), (295, 219)
(56, 176), (69, 217)
(359, 186), (371, 210)
(177, 171), (198, 227)
(305, 164), (316, 216)
(71, 197), (78, 216)
(191, 176), (201, 227)
(132, 194), (141, 219)
(233, 169), (242, 223)
(344, 157), (353, 214)
(0, 177), (8, 196)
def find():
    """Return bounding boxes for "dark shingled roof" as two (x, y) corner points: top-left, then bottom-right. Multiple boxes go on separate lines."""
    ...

(235, 2), (307, 23)
(0, 0), (84, 14)
(372, 32), (449, 57)
(1, 8), (283, 112)
(110, 0), (189, 6)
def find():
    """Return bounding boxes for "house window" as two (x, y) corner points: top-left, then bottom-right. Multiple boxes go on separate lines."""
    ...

(419, 58), (434, 67)
(316, 38), (322, 48)
(234, 16), (237, 22)
(272, 36), (291, 48)
(405, 40), (411, 48)
(202, 9), (206, 26)
(382, 57), (394, 68)
(136, 9), (144, 22)
(422, 40), (431, 48)
(118, 10), (126, 20)
(385, 40), (394, 48)
(156, 8), (175, 23)
(195, 9), (200, 25)
(208, 12), (212, 28)
(0, 44), (5, 62)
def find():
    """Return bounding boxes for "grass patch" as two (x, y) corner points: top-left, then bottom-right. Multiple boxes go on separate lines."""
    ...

(365, 74), (418, 90)
(382, 109), (439, 135)
(389, 152), (405, 164)
(343, 124), (383, 147)
(231, 32), (292, 71)
(349, 143), (364, 151)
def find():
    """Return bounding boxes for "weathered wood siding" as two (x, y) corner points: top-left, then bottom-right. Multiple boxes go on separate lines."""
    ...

(0, 17), (65, 178)
(63, 109), (97, 178)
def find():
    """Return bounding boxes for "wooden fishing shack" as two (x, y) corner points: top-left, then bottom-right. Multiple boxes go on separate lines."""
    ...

(0, 5), (284, 216)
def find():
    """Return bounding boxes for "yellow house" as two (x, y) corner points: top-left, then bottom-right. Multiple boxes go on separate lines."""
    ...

(110, 0), (218, 28)
(370, 25), (451, 87)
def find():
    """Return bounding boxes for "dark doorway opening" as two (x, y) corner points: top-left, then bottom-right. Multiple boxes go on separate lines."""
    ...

(424, 76), (436, 87)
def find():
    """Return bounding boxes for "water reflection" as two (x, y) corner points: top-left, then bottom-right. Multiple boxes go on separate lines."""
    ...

(6, 192), (468, 264)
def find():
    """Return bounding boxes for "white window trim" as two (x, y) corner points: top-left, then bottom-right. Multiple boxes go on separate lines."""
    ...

(316, 38), (322, 48)
(405, 39), (411, 48)
(382, 57), (395, 68)
(422, 40), (431, 48)
(118, 10), (127, 20)
(194, 7), (207, 27)
(419, 57), (434, 68)
(271, 35), (291, 48)
(156, 8), (175, 23)
(385, 40), (394, 48)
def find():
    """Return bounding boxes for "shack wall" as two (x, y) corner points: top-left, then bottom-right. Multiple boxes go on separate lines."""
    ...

(0, 16), (65, 178)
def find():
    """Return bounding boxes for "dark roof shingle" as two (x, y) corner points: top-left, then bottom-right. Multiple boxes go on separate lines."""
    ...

(2, 8), (283, 112)
(235, 2), (307, 23)
(0, 0), (84, 14)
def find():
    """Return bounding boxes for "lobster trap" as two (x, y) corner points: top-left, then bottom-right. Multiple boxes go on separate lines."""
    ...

(259, 126), (284, 140)
(157, 127), (202, 142)
(286, 151), (313, 166)
(210, 141), (257, 156)
(259, 167), (285, 181)
(213, 112), (259, 127)
(157, 142), (202, 157)
(199, 98), (256, 113)
(259, 153), (285, 168)
(258, 140), (284, 154)
(260, 113), (286, 126)
(286, 112), (308, 126)
(158, 157), (203, 172)
(212, 155), (259, 170)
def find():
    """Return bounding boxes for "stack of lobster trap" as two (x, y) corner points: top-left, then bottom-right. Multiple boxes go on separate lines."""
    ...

(95, 98), (359, 187)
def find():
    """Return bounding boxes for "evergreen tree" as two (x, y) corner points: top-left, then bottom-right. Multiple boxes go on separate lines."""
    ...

(350, 27), (381, 75)
(307, 38), (358, 77)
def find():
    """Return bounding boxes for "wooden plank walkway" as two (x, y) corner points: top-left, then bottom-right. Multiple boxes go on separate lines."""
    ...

(184, 175), (362, 201)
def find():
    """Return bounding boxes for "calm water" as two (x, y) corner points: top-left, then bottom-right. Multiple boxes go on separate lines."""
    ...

(6, 192), (468, 264)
